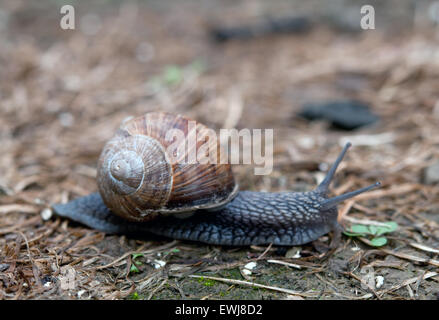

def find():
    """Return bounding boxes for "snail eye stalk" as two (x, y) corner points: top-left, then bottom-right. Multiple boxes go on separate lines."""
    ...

(316, 142), (351, 193)
(320, 182), (381, 210)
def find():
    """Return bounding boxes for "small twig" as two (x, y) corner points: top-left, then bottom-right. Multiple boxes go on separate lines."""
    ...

(408, 242), (439, 254)
(333, 292), (374, 299)
(352, 203), (375, 214)
(338, 200), (355, 222)
(0, 204), (38, 214)
(314, 273), (338, 293)
(414, 270), (427, 296)
(256, 243), (272, 260)
(267, 259), (301, 269)
(147, 279), (168, 300)
(0, 216), (41, 235)
(343, 216), (393, 227)
(17, 231), (42, 289)
(380, 248), (439, 267)
(188, 275), (318, 297)
(406, 284), (414, 299)
(377, 272), (438, 296)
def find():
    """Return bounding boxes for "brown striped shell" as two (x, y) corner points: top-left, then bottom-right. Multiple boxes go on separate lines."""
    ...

(97, 112), (238, 222)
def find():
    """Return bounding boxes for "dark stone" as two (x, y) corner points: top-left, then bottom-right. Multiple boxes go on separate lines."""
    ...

(41, 275), (55, 285)
(210, 16), (312, 43)
(298, 100), (379, 130)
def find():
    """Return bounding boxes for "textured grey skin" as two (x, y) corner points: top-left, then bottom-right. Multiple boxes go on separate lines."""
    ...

(52, 190), (339, 246)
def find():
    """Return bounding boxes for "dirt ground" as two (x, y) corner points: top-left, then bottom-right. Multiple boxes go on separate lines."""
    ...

(1, 0), (439, 300)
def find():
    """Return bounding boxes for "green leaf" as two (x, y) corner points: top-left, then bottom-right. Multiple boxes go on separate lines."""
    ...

(350, 224), (370, 235)
(132, 253), (144, 260)
(368, 225), (379, 235)
(369, 237), (387, 247)
(383, 221), (398, 232)
(343, 231), (365, 237)
(130, 264), (140, 273)
(374, 222), (398, 236)
(164, 65), (183, 86)
(348, 222), (398, 237)
(374, 227), (389, 236)
(387, 221), (398, 231)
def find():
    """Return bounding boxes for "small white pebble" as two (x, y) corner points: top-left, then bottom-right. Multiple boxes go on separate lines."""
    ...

(242, 269), (252, 276)
(297, 136), (315, 149)
(242, 262), (257, 276)
(351, 246), (361, 252)
(44, 282), (52, 288)
(41, 208), (53, 221)
(375, 276), (384, 289)
(152, 260), (166, 269)
(244, 262), (257, 270)
(77, 290), (86, 298)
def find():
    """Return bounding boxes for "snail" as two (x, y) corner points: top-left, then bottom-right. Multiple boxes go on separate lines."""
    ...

(52, 112), (380, 246)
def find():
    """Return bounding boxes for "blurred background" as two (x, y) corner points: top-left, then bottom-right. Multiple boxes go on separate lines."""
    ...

(0, 0), (439, 299)
(0, 0), (438, 194)
(0, 0), (438, 190)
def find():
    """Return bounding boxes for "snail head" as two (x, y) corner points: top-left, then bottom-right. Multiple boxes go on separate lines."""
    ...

(314, 142), (380, 211)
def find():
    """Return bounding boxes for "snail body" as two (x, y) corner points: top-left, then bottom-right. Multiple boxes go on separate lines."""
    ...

(53, 112), (380, 246)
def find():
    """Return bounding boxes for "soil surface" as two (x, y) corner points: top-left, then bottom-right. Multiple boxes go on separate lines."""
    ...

(0, 0), (438, 300)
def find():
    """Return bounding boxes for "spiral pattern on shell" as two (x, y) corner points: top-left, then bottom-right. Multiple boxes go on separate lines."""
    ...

(97, 112), (238, 222)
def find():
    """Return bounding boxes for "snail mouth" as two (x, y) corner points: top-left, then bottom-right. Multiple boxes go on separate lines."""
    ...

(107, 150), (145, 195)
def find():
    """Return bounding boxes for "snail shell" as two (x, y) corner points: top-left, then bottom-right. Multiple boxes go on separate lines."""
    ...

(97, 112), (238, 222)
